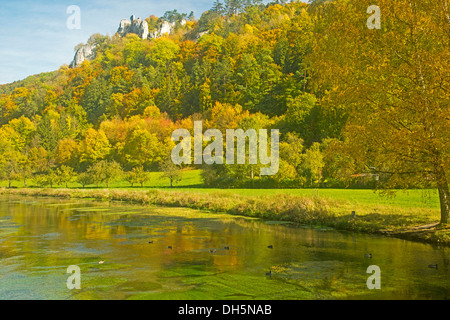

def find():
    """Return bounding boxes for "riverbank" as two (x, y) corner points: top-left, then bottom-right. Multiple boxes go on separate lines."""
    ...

(0, 187), (448, 246)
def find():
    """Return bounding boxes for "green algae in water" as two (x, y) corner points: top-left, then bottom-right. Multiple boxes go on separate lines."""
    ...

(130, 268), (316, 300)
(0, 219), (21, 238)
(74, 208), (113, 212)
(0, 195), (449, 300)
(268, 261), (368, 299)
(115, 280), (163, 293)
(264, 221), (294, 225)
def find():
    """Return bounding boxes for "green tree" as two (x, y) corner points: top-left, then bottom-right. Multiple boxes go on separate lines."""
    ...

(36, 113), (59, 152)
(57, 165), (77, 188)
(282, 93), (317, 144)
(212, 1), (225, 15)
(77, 172), (94, 188)
(19, 160), (33, 187)
(273, 159), (299, 187)
(0, 152), (23, 188)
(225, 0), (243, 16)
(35, 169), (58, 188)
(88, 160), (123, 188)
(81, 77), (112, 124)
(302, 142), (324, 187)
(148, 38), (180, 69)
(27, 147), (51, 176)
(160, 159), (182, 188)
(125, 170), (138, 187)
(125, 166), (151, 187)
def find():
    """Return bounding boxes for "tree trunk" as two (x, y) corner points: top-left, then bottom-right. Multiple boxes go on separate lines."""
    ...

(436, 165), (449, 225)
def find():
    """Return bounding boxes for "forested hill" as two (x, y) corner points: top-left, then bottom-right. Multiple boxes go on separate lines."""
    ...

(0, 1), (339, 184)
(0, 1), (333, 140)
(1, 0), (448, 197)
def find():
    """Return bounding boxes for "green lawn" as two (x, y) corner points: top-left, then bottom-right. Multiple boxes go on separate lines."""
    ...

(158, 187), (440, 210)
(1, 169), (440, 211)
(1, 169), (203, 189)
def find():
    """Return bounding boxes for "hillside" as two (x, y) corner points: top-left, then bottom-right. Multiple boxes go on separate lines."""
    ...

(0, 1), (341, 185)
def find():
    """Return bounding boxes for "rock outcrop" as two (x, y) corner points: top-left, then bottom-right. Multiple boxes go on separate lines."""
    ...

(148, 19), (186, 39)
(197, 30), (209, 39)
(69, 44), (96, 68)
(117, 15), (187, 39)
(70, 15), (189, 68)
(117, 15), (149, 40)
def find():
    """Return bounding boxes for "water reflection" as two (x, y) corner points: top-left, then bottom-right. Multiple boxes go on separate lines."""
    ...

(0, 195), (448, 300)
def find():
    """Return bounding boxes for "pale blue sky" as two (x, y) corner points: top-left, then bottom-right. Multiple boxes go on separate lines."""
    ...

(0, 0), (213, 84)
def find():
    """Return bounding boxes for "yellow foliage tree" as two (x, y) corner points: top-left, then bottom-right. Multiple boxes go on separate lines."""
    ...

(311, 0), (450, 224)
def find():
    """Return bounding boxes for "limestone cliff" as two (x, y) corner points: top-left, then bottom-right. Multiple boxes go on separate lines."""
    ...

(70, 15), (188, 68)
(117, 15), (149, 39)
(148, 19), (186, 39)
(69, 44), (96, 68)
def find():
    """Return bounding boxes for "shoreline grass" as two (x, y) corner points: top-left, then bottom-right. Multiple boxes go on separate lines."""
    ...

(0, 186), (448, 246)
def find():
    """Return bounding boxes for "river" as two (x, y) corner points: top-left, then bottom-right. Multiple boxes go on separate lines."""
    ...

(0, 195), (448, 300)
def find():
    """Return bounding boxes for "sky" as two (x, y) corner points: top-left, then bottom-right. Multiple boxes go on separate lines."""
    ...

(0, 0), (213, 84)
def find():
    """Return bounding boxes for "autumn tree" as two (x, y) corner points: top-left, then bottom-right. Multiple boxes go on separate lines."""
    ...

(273, 160), (299, 187)
(77, 172), (94, 188)
(6, 116), (36, 150)
(126, 166), (151, 187)
(79, 129), (111, 167)
(56, 165), (77, 188)
(55, 139), (80, 168)
(302, 142), (324, 187)
(35, 169), (58, 188)
(27, 147), (51, 176)
(121, 127), (164, 170)
(311, 0), (450, 223)
(0, 152), (23, 188)
(160, 159), (182, 187)
(87, 160), (122, 188)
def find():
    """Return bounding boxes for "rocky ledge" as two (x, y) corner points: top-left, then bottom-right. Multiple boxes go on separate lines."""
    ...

(69, 14), (187, 68)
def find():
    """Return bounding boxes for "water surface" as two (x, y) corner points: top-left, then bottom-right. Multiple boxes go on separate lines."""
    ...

(0, 195), (448, 300)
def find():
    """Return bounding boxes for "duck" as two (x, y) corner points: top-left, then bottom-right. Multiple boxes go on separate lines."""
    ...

(364, 253), (372, 258)
(428, 264), (438, 269)
(148, 240), (153, 244)
(168, 246), (172, 249)
(209, 249), (217, 254)
(267, 245), (273, 249)
(265, 270), (272, 277)
(224, 246), (230, 250)
(98, 260), (105, 264)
